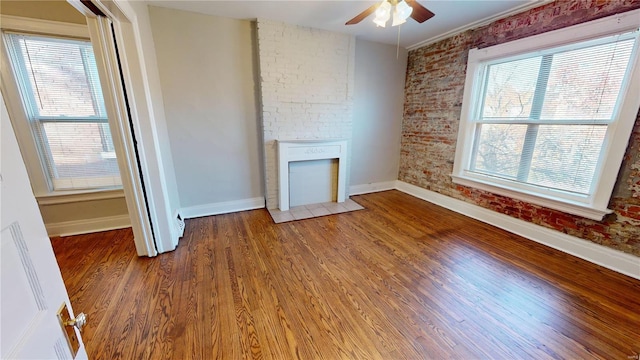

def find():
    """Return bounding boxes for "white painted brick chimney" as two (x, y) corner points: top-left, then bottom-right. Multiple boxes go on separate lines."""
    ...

(256, 19), (355, 209)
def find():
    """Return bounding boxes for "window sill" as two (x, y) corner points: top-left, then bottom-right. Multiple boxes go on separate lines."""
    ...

(36, 187), (125, 205)
(451, 174), (612, 221)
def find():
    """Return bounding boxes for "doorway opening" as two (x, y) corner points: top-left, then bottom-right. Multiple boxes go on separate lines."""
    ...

(0, 0), (158, 257)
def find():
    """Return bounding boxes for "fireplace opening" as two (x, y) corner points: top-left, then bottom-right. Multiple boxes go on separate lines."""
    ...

(289, 159), (338, 208)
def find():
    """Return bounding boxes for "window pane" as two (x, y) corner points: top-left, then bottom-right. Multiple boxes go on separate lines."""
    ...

(541, 39), (635, 121)
(471, 33), (636, 197)
(5, 32), (120, 192)
(42, 122), (120, 181)
(14, 35), (103, 118)
(528, 125), (606, 194)
(472, 124), (527, 179)
(481, 57), (541, 119)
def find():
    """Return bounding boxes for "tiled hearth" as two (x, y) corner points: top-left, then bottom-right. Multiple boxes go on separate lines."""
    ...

(268, 199), (364, 224)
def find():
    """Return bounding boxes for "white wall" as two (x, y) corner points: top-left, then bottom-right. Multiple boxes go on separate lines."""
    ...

(148, 6), (263, 208)
(1, 0), (86, 24)
(351, 40), (407, 187)
(145, 6), (407, 216)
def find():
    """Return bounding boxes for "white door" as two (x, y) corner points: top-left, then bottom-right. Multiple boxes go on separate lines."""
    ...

(1, 92), (87, 359)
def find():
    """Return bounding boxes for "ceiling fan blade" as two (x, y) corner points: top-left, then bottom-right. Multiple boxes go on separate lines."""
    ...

(406, 0), (435, 23)
(345, 3), (380, 25)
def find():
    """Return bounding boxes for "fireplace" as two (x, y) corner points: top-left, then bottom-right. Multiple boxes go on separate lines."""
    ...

(277, 139), (348, 211)
(257, 21), (354, 210)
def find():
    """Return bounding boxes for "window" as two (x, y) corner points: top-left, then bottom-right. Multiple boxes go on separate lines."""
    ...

(452, 11), (640, 220)
(3, 32), (121, 191)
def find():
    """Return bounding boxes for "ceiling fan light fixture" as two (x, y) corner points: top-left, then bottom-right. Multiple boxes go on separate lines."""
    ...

(373, 0), (391, 27)
(392, 10), (406, 26)
(394, 0), (413, 24)
(345, 0), (432, 27)
(373, 17), (387, 27)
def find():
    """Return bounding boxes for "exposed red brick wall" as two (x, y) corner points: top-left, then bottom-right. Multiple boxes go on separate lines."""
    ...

(473, 0), (640, 48)
(400, 0), (640, 256)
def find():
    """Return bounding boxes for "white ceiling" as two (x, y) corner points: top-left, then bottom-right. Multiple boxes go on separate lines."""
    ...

(145, 0), (546, 49)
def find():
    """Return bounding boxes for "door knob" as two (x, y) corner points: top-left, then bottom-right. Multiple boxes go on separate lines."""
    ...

(65, 312), (87, 331)
(57, 303), (85, 357)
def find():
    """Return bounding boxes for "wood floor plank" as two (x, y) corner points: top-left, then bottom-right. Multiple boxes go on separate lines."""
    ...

(236, 212), (308, 359)
(240, 212), (338, 360)
(51, 190), (640, 359)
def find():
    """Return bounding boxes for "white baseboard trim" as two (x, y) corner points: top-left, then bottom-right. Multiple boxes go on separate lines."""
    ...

(46, 214), (131, 237)
(395, 181), (640, 280)
(349, 181), (398, 195)
(181, 197), (265, 219)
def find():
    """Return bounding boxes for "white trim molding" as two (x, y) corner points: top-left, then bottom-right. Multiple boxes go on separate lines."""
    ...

(349, 181), (397, 196)
(46, 214), (131, 237)
(395, 181), (640, 280)
(278, 139), (348, 211)
(451, 175), (613, 221)
(86, 16), (157, 257)
(93, 0), (183, 255)
(181, 197), (266, 220)
(0, 15), (89, 38)
(174, 180), (639, 279)
(37, 189), (125, 205)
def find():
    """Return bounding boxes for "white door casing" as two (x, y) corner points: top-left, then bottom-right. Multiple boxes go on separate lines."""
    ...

(85, 15), (157, 257)
(1, 92), (87, 359)
(72, 0), (182, 254)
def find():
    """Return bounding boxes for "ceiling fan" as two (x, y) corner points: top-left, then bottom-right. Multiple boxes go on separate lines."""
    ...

(345, 0), (435, 27)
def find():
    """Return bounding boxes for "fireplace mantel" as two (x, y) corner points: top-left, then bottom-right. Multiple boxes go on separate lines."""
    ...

(277, 139), (348, 211)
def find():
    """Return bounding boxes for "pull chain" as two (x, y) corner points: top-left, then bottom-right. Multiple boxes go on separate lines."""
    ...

(397, 24), (401, 59)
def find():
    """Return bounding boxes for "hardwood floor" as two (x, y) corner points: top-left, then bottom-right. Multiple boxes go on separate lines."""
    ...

(51, 190), (640, 359)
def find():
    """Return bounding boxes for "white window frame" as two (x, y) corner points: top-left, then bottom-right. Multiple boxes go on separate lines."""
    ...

(0, 15), (122, 198)
(452, 9), (640, 221)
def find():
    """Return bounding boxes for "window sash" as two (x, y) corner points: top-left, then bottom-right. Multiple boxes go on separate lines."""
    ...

(451, 9), (640, 220)
(466, 30), (637, 197)
(3, 31), (121, 191)
(32, 119), (120, 190)
(473, 30), (638, 125)
(5, 32), (107, 119)
(468, 122), (609, 195)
